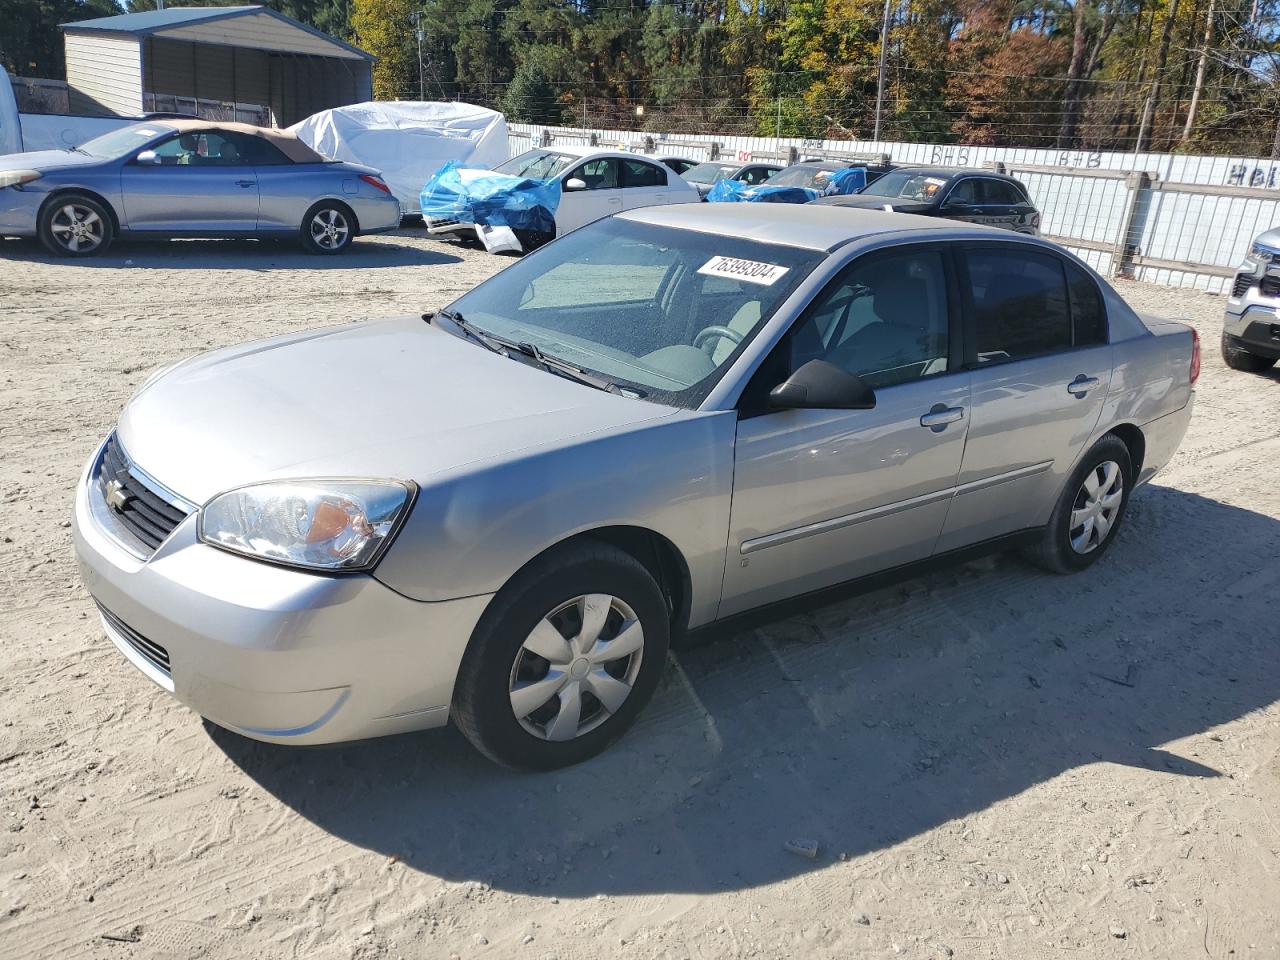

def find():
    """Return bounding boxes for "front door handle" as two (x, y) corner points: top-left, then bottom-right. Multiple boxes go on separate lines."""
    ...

(920, 404), (965, 431)
(235, 180), (256, 188)
(1067, 375), (1101, 397)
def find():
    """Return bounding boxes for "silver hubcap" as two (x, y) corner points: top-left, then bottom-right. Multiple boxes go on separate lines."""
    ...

(49, 203), (103, 252)
(310, 208), (349, 249)
(1069, 460), (1124, 554)
(509, 594), (645, 742)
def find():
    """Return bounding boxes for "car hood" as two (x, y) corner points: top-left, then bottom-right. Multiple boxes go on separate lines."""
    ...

(116, 316), (677, 504)
(819, 196), (933, 215)
(0, 149), (106, 173)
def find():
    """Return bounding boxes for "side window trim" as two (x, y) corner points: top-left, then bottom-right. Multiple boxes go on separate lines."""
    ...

(737, 241), (962, 417)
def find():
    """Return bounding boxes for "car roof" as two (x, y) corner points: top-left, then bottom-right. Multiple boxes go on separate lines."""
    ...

(889, 166), (1028, 184)
(526, 145), (670, 162)
(619, 202), (1011, 252)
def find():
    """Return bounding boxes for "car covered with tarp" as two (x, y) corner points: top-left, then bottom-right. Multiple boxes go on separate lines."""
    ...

(706, 161), (866, 203)
(421, 147), (700, 254)
(290, 101), (508, 215)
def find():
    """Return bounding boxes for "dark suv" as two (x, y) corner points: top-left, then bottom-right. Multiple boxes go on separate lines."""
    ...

(812, 167), (1041, 235)
(1222, 228), (1280, 373)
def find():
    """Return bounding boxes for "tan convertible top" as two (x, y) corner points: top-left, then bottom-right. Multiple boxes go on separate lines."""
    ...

(152, 118), (326, 164)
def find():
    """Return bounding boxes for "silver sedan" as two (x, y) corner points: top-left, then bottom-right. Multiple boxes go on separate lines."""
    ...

(0, 119), (400, 256)
(72, 204), (1197, 769)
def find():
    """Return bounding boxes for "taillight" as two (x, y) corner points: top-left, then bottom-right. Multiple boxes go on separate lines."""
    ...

(359, 174), (391, 194)
(1189, 326), (1201, 385)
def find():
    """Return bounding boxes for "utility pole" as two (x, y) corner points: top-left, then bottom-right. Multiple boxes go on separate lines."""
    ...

(873, 0), (892, 141)
(413, 12), (425, 101)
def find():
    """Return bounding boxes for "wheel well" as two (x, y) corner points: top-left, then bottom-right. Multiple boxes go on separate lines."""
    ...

(307, 198), (359, 234)
(40, 188), (120, 234)
(1106, 423), (1146, 477)
(527, 526), (692, 635)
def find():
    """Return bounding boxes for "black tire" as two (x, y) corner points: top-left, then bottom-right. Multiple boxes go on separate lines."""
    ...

(1221, 333), (1276, 373)
(1024, 434), (1134, 575)
(38, 193), (113, 257)
(300, 201), (355, 254)
(452, 541), (670, 770)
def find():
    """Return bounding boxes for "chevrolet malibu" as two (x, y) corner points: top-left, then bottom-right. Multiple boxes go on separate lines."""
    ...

(0, 119), (401, 256)
(73, 205), (1198, 769)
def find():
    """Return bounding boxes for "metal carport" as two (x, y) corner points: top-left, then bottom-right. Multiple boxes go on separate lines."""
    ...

(61, 6), (374, 127)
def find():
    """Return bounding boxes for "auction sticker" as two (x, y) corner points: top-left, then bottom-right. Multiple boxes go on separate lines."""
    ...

(698, 255), (789, 286)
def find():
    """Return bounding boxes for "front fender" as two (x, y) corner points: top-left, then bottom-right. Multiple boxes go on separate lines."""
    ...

(372, 411), (737, 628)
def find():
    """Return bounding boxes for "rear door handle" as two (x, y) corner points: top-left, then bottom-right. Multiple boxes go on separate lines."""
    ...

(235, 180), (256, 188)
(1067, 375), (1101, 397)
(920, 404), (965, 431)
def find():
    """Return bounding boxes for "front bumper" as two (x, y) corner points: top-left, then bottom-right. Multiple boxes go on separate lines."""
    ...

(424, 217), (477, 240)
(0, 185), (42, 237)
(72, 442), (492, 745)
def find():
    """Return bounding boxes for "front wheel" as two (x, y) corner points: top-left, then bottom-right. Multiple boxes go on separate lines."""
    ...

(1024, 435), (1133, 575)
(452, 541), (670, 770)
(300, 202), (354, 254)
(39, 194), (113, 257)
(1221, 333), (1276, 373)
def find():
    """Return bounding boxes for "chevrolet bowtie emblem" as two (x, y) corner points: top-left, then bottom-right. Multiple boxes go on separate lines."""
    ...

(104, 478), (129, 512)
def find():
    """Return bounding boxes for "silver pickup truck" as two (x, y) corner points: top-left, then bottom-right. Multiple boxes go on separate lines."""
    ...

(74, 204), (1198, 769)
(1223, 226), (1280, 372)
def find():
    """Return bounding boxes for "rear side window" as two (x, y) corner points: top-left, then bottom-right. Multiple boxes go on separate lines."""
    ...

(978, 180), (1025, 205)
(1067, 262), (1107, 345)
(621, 159), (667, 188)
(964, 249), (1072, 363)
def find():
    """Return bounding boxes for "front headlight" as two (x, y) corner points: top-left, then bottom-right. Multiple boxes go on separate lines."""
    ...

(198, 480), (415, 571)
(0, 170), (42, 189)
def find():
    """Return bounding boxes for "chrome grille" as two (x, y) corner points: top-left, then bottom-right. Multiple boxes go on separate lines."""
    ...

(97, 601), (171, 676)
(98, 434), (190, 552)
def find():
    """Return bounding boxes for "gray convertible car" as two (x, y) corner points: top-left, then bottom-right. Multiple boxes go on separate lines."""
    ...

(73, 205), (1197, 769)
(0, 119), (400, 256)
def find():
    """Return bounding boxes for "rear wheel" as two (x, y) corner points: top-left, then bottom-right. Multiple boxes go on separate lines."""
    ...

(300, 202), (354, 254)
(1221, 333), (1276, 373)
(39, 194), (113, 257)
(1025, 435), (1133, 574)
(452, 541), (670, 769)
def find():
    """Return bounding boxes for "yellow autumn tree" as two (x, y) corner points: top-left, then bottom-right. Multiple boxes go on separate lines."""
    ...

(352, 0), (418, 101)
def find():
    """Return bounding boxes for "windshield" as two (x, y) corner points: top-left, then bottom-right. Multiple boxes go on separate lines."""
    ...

(860, 171), (951, 201)
(683, 161), (736, 184)
(77, 122), (174, 159)
(766, 164), (839, 189)
(444, 218), (823, 407)
(493, 150), (577, 180)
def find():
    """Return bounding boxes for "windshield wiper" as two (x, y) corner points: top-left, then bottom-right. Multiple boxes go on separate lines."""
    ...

(426, 309), (508, 356)
(508, 339), (634, 396)
(422, 311), (632, 396)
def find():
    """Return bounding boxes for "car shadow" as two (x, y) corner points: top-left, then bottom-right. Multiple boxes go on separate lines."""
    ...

(0, 232), (461, 270)
(212, 486), (1279, 896)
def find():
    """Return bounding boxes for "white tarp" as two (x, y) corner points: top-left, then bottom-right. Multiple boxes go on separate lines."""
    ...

(290, 101), (508, 214)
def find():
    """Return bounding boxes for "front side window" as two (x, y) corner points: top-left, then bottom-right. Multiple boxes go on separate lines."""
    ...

(740, 166), (777, 185)
(943, 179), (978, 205)
(569, 158), (620, 189)
(779, 248), (951, 390)
(444, 218), (822, 406)
(621, 158), (666, 188)
(965, 248), (1072, 363)
(151, 131), (248, 166)
(493, 150), (577, 180)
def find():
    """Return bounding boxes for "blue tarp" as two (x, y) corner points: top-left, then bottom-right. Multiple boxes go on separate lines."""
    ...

(706, 166), (868, 204)
(419, 161), (560, 234)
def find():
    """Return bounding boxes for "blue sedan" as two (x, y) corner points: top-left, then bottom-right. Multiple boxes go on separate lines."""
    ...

(0, 119), (401, 257)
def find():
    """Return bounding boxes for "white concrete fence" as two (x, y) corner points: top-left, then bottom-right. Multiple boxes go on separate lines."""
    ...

(509, 122), (1280, 294)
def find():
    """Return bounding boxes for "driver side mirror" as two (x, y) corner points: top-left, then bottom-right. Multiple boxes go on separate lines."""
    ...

(563, 177), (587, 192)
(769, 359), (876, 411)
(134, 150), (160, 166)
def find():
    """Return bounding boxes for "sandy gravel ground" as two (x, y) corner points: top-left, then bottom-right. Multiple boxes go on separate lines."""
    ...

(1, 230), (1278, 960)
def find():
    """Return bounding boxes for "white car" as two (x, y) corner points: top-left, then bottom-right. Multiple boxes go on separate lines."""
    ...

(425, 146), (700, 243)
